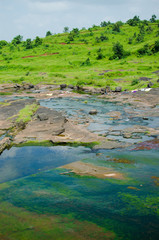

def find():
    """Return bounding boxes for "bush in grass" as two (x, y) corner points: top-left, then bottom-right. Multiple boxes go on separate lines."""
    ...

(96, 48), (105, 60)
(137, 44), (152, 55)
(136, 33), (144, 43)
(112, 23), (120, 32)
(152, 40), (159, 53)
(81, 58), (91, 66)
(25, 39), (33, 49)
(131, 79), (139, 86)
(34, 36), (42, 46)
(128, 37), (133, 44)
(109, 42), (130, 60)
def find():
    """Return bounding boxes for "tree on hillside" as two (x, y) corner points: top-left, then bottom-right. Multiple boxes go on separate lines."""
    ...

(0, 40), (8, 48)
(34, 36), (42, 46)
(112, 23), (120, 32)
(46, 31), (52, 37)
(109, 42), (130, 60)
(100, 21), (107, 27)
(150, 14), (157, 23)
(152, 40), (159, 53)
(63, 26), (69, 33)
(25, 39), (32, 49)
(127, 16), (140, 26)
(12, 35), (23, 45)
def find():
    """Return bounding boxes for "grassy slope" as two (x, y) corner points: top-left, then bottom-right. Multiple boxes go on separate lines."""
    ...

(0, 23), (159, 90)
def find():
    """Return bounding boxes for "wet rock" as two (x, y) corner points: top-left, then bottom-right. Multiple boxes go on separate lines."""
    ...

(68, 84), (74, 89)
(60, 84), (67, 90)
(115, 86), (122, 92)
(89, 109), (98, 115)
(37, 113), (49, 121)
(76, 85), (84, 91)
(143, 117), (149, 120)
(0, 137), (11, 154)
(147, 82), (154, 88)
(14, 83), (35, 91)
(139, 77), (151, 81)
(123, 133), (132, 139)
(15, 120), (26, 130)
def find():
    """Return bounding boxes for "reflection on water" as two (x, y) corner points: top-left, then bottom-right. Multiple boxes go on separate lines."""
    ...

(0, 146), (93, 183)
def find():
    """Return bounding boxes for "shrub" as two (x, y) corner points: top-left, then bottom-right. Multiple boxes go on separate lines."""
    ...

(100, 21), (107, 27)
(12, 35), (23, 45)
(25, 39), (32, 49)
(100, 34), (108, 42)
(34, 36), (42, 46)
(128, 38), (133, 44)
(112, 23), (120, 32)
(96, 48), (105, 60)
(109, 42), (130, 60)
(152, 40), (159, 53)
(127, 16), (140, 26)
(131, 79), (139, 86)
(137, 44), (151, 55)
(81, 58), (91, 66)
(0, 40), (8, 47)
(136, 33), (144, 42)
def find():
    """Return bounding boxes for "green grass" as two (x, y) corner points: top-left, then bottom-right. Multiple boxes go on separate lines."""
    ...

(0, 22), (159, 90)
(16, 104), (39, 123)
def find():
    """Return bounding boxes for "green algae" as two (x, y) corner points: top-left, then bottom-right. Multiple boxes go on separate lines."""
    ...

(118, 193), (159, 216)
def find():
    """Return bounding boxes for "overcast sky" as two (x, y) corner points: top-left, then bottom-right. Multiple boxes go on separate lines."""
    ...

(0, 0), (159, 41)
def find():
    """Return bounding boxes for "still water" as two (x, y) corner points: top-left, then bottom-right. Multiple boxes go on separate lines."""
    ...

(0, 145), (158, 240)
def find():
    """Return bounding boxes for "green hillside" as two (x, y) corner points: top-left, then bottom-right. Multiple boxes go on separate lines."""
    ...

(0, 17), (159, 90)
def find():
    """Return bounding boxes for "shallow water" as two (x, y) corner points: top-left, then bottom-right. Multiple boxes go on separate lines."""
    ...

(40, 97), (157, 143)
(0, 145), (159, 240)
(0, 96), (159, 239)
(0, 146), (93, 183)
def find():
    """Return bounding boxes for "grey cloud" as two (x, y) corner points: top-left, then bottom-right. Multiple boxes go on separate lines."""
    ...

(0, 0), (159, 41)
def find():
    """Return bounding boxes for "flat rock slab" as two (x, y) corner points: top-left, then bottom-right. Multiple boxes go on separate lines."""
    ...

(60, 161), (125, 180)
(14, 113), (105, 144)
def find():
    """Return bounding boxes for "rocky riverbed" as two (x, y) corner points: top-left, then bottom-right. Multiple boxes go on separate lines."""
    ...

(0, 84), (159, 155)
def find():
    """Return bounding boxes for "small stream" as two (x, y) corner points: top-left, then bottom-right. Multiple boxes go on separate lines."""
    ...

(40, 97), (156, 143)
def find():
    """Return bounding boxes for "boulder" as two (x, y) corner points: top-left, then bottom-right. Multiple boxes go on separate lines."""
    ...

(115, 86), (122, 92)
(89, 109), (98, 115)
(147, 82), (154, 88)
(60, 84), (67, 90)
(68, 84), (74, 89)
